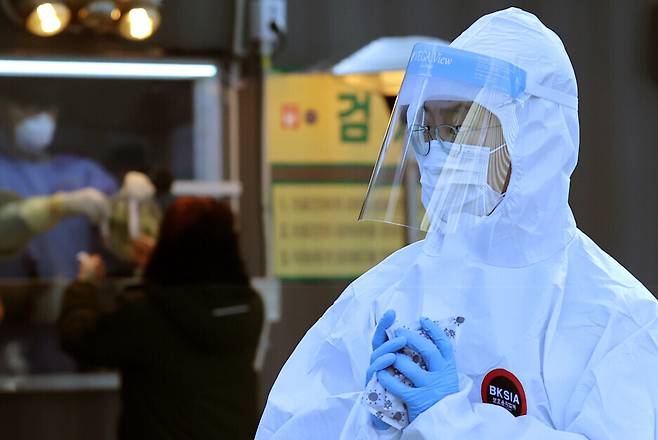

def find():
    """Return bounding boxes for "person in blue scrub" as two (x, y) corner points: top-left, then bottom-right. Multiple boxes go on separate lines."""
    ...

(0, 102), (118, 279)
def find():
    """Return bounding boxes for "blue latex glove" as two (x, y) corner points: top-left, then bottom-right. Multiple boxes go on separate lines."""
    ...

(366, 309), (406, 430)
(375, 317), (459, 423)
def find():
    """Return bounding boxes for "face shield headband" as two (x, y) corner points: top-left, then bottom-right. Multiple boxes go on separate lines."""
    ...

(403, 43), (578, 111)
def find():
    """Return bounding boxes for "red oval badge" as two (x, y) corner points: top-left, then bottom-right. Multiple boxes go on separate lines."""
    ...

(481, 368), (527, 417)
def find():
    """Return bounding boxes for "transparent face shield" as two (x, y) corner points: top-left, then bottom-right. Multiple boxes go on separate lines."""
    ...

(359, 43), (526, 234)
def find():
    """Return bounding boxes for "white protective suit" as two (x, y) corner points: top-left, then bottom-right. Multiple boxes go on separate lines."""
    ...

(257, 8), (658, 440)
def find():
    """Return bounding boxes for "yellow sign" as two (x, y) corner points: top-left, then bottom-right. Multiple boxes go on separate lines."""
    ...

(273, 183), (405, 278)
(266, 73), (392, 165)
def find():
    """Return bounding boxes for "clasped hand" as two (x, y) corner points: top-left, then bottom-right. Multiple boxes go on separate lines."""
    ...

(367, 310), (459, 427)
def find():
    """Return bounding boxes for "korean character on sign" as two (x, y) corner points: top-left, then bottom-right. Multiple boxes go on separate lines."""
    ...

(338, 93), (370, 143)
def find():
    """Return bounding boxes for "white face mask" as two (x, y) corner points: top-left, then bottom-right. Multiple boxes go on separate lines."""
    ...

(418, 140), (505, 226)
(14, 113), (56, 153)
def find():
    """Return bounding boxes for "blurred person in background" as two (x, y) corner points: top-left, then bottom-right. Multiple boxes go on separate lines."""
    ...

(0, 101), (118, 279)
(58, 197), (264, 440)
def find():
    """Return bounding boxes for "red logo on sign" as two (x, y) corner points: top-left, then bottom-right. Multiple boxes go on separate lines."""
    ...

(281, 104), (300, 129)
(481, 369), (527, 417)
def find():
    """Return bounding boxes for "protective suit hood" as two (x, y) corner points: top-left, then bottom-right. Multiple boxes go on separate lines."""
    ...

(434, 7), (579, 267)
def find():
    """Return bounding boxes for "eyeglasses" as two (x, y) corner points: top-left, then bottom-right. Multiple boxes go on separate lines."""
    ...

(409, 124), (460, 156)
(408, 124), (503, 156)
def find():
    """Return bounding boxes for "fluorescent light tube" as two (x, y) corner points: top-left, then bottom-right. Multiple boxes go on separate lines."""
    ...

(0, 59), (218, 79)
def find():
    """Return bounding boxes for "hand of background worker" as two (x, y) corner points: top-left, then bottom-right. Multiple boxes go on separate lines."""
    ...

(132, 235), (156, 270)
(59, 188), (110, 224)
(120, 171), (155, 201)
(366, 309), (407, 430)
(77, 252), (107, 282)
(374, 317), (459, 423)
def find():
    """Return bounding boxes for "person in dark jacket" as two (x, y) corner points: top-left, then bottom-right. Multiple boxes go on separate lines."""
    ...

(58, 197), (264, 440)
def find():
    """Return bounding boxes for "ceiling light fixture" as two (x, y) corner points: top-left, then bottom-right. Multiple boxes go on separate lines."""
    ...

(2, 0), (164, 40)
(116, 0), (161, 41)
(78, 0), (121, 34)
(3, 0), (72, 36)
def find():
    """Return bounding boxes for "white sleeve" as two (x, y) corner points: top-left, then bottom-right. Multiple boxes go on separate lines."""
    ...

(0, 195), (67, 258)
(257, 286), (377, 439)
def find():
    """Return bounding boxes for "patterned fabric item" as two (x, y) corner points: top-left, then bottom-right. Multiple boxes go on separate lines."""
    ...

(362, 316), (465, 429)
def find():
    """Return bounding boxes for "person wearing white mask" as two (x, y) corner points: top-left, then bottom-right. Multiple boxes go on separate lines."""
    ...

(13, 111), (57, 156)
(257, 7), (658, 439)
(0, 103), (118, 279)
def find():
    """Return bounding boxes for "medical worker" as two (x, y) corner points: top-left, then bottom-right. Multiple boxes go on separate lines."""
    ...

(257, 8), (658, 439)
(0, 103), (117, 278)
